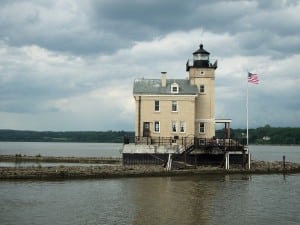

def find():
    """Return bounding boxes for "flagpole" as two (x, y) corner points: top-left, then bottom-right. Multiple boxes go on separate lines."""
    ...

(246, 73), (249, 146)
(246, 71), (259, 170)
(246, 71), (259, 145)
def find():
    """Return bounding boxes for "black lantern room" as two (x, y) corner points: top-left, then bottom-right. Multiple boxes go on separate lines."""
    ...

(186, 44), (217, 71)
(192, 44), (210, 67)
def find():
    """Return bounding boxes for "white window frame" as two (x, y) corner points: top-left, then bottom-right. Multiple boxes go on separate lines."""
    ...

(199, 122), (205, 133)
(171, 101), (178, 112)
(154, 100), (160, 112)
(154, 121), (160, 133)
(171, 83), (179, 94)
(171, 121), (177, 133)
(179, 121), (186, 133)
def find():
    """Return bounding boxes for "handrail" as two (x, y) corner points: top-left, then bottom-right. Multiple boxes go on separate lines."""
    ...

(123, 136), (246, 152)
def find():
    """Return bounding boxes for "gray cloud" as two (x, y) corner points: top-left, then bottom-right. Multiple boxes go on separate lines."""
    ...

(2, 0), (300, 56)
(0, 0), (299, 130)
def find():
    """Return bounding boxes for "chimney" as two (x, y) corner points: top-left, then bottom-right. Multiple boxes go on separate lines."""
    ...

(161, 72), (167, 87)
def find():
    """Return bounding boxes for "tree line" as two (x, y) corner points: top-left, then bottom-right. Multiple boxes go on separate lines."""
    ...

(0, 130), (134, 143)
(216, 125), (300, 145)
(0, 125), (299, 144)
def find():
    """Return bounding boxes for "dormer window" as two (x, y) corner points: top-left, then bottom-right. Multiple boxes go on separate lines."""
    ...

(171, 83), (179, 94)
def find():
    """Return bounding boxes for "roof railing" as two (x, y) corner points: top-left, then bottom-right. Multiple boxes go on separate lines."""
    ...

(186, 59), (218, 68)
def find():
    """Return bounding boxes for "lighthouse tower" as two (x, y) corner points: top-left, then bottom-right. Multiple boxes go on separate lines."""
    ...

(186, 44), (218, 138)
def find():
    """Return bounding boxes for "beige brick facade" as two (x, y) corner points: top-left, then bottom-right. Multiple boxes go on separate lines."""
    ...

(134, 95), (196, 138)
(189, 67), (216, 138)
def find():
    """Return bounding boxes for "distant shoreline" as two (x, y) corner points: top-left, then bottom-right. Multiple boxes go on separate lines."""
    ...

(1, 127), (299, 145)
(1, 141), (300, 147)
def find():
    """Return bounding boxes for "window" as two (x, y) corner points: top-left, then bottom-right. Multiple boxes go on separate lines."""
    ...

(199, 122), (205, 133)
(199, 139), (205, 145)
(172, 121), (177, 132)
(180, 121), (186, 133)
(171, 83), (179, 94)
(199, 85), (205, 93)
(172, 101), (177, 112)
(154, 121), (160, 132)
(154, 100), (160, 112)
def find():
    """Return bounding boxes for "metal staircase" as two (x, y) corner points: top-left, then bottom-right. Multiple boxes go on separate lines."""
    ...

(181, 143), (195, 155)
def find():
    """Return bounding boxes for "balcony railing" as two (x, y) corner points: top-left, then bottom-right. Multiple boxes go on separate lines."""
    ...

(123, 136), (247, 152)
(186, 58), (218, 69)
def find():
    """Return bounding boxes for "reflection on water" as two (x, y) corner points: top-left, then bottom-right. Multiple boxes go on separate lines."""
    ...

(3, 174), (296, 225)
(128, 175), (253, 225)
(129, 176), (222, 225)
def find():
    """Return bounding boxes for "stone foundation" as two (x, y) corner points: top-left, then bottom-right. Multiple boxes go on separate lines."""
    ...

(1, 160), (300, 180)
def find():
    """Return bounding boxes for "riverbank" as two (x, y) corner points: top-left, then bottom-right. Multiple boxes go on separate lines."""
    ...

(1, 160), (300, 179)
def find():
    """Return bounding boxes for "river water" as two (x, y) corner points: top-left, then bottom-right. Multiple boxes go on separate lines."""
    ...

(0, 143), (300, 225)
(0, 174), (299, 225)
(0, 142), (122, 157)
(0, 142), (299, 160)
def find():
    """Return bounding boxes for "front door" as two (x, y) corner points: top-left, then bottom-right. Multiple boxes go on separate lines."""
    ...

(143, 122), (150, 137)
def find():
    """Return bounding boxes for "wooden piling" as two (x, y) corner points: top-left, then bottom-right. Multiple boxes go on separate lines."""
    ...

(248, 152), (251, 170)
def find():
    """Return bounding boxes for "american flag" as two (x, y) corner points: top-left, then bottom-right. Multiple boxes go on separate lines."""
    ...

(248, 72), (259, 84)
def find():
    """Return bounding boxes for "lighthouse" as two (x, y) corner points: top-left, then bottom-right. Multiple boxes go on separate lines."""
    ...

(123, 43), (248, 168)
(187, 44), (218, 139)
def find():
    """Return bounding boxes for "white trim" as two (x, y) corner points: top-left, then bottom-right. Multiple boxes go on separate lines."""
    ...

(154, 100), (160, 112)
(179, 121), (186, 133)
(199, 122), (205, 133)
(171, 82), (179, 94)
(195, 118), (214, 122)
(133, 94), (197, 97)
(171, 100), (178, 112)
(215, 119), (232, 123)
(171, 121), (177, 133)
(154, 121), (160, 133)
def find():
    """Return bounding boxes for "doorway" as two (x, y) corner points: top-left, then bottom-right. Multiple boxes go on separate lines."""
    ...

(143, 122), (150, 137)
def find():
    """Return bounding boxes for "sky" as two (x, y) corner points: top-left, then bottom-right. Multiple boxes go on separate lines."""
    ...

(0, 0), (300, 131)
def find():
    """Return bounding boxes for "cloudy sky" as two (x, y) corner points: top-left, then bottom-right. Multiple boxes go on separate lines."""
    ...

(0, 0), (299, 131)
